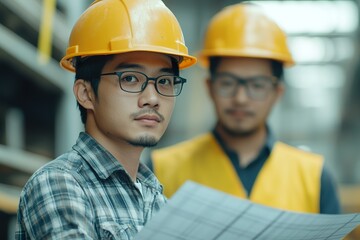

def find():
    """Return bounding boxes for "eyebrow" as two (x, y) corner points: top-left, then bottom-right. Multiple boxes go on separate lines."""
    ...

(114, 63), (175, 74)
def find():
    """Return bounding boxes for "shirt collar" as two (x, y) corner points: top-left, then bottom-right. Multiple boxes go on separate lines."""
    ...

(137, 163), (164, 192)
(73, 132), (124, 180)
(212, 125), (276, 156)
(73, 132), (162, 191)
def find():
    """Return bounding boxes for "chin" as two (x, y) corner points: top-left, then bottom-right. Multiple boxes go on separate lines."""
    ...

(222, 123), (257, 137)
(127, 135), (159, 147)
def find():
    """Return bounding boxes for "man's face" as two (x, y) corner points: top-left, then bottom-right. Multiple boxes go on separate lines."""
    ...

(87, 51), (176, 147)
(208, 57), (283, 136)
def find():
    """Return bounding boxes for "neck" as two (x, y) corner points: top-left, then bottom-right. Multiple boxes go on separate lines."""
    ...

(216, 123), (267, 167)
(86, 127), (142, 182)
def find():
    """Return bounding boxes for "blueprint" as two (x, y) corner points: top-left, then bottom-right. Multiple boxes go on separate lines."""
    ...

(135, 181), (360, 240)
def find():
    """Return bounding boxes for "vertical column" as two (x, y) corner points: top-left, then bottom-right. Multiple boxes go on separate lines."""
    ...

(54, 0), (88, 155)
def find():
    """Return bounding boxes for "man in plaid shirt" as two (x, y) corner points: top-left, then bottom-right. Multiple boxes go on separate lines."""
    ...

(15, 0), (196, 239)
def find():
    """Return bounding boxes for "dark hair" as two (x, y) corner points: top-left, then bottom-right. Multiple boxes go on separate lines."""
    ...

(170, 57), (180, 76)
(74, 55), (114, 124)
(74, 54), (180, 124)
(209, 56), (284, 80)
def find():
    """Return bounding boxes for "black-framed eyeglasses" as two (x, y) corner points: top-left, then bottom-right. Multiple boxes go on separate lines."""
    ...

(211, 73), (278, 100)
(100, 71), (187, 97)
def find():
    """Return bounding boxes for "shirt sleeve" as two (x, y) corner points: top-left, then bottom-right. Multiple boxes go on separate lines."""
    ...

(16, 169), (96, 239)
(320, 166), (341, 214)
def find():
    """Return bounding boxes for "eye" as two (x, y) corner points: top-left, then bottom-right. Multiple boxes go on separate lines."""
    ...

(121, 75), (139, 83)
(247, 77), (273, 89)
(216, 77), (236, 87)
(158, 76), (173, 86)
(251, 81), (266, 89)
(222, 79), (234, 86)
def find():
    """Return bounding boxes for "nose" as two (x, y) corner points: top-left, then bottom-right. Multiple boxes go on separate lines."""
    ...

(138, 81), (160, 108)
(233, 85), (249, 103)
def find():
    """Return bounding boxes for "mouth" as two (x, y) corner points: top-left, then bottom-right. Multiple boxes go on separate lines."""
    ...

(134, 115), (161, 123)
(132, 109), (165, 127)
(226, 109), (253, 118)
(134, 114), (163, 127)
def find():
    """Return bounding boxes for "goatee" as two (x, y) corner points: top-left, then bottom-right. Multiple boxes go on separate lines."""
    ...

(220, 123), (258, 137)
(128, 136), (158, 147)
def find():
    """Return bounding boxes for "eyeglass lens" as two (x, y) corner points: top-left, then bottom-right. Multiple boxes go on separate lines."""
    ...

(117, 71), (185, 97)
(213, 74), (276, 100)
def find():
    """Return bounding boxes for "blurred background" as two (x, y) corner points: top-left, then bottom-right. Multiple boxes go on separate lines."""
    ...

(0, 0), (360, 239)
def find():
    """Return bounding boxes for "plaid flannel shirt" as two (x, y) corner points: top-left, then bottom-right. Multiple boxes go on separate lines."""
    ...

(16, 132), (167, 239)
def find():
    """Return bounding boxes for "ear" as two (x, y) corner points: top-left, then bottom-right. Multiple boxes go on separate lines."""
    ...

(275, 82), (285, 101)
(205, 78), (215, 100)
(73, 79), (95, 110)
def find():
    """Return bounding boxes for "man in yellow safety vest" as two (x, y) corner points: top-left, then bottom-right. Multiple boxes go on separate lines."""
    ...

(151, 3), (340, 214)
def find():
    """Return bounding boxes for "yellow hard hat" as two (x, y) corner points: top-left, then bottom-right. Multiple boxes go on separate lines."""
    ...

(60, 0), (197, 72)
(199, 3), (294, 67)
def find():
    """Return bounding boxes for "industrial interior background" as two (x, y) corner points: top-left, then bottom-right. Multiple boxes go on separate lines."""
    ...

(0, 0), (360, 239)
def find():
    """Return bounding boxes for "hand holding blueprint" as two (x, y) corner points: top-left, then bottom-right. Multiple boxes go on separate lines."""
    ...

(136, 181), (359, 240)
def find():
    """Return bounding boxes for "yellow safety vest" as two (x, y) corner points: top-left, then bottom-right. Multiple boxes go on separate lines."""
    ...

(152, 133), (323, 213)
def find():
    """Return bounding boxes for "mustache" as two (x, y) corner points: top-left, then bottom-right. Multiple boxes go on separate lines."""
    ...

(225, 108), (255, 116)
(131, 109), (165, 122)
